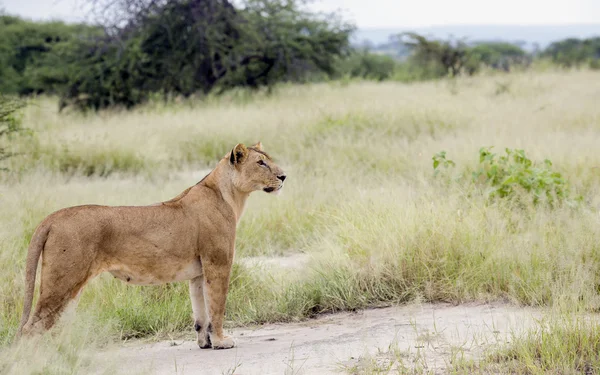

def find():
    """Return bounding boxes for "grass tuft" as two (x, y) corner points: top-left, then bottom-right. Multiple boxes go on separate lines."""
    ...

(456, 317), (600, 374)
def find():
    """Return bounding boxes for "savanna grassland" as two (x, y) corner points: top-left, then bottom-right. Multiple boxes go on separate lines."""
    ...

(1, 70), (600, 374)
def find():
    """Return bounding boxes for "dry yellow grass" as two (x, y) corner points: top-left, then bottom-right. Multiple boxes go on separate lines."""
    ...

(1, 70), (599, 373)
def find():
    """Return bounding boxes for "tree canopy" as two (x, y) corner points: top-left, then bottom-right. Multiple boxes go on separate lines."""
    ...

(59, 0), (354, 110)
(543, 37), (600, 67)
(0, 15), (99, 96)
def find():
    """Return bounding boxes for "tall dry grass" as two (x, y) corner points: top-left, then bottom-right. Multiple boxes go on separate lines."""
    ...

(1, 70), (599, 372)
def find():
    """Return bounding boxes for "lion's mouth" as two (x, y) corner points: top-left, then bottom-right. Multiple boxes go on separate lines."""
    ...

(263, 185), (283, 193)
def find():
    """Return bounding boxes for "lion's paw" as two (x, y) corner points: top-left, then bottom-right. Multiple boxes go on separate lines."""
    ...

(197, 333), (212, 349)
(211, 335), (236, 350)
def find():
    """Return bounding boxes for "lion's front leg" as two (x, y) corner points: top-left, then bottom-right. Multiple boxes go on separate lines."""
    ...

(203, 261), (235, 350)
(189, 275), (211, 349)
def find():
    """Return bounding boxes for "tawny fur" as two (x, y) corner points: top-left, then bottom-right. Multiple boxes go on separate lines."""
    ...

(16, 142), (285, 350)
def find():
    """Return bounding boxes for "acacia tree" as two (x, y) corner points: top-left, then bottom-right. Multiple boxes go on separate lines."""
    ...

(395, 33), (531, 77)
(397, 32), (472, 77)
(225, 0), (354, 87)
(60, 0), (354, 110)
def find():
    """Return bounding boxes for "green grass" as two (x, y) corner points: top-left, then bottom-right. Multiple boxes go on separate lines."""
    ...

(454, 317), (600, 374)
(489, 320), (600, 374)
(1, 70), (600, 372)
(337, 317), (600, 374)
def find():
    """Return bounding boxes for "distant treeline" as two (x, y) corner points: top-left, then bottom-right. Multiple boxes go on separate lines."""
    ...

(343, 33), (600, 83)
(0, 1), (599, 111)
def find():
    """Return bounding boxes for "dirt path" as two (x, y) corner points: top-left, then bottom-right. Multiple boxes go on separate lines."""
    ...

(96, 302), (540, 375)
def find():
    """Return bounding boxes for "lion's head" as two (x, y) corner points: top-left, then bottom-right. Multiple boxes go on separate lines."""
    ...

(228, 142), (286, 194)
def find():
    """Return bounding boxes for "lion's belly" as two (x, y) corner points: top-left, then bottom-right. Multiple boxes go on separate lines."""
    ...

(108, 261), (203, 285)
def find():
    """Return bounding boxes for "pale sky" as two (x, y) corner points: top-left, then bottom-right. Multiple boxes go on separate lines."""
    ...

(1, 0), (599, 28)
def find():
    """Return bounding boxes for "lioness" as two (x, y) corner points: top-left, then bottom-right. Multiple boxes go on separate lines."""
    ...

(17, 142), (285, 349)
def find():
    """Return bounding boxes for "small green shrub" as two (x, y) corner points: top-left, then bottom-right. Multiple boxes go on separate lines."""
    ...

(431, 151), (455, 176)
(474, 147), (580, 206)
(433, 147), (582, 206)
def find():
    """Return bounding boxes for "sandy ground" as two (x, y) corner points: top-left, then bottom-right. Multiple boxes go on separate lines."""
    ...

(95, 302), (540, 375)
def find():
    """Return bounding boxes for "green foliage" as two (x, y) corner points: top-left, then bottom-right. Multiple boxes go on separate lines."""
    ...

(431, 151), (455, 176)
(0, 2), (353, 110)
(59, 0), (354, 110)
(0, 96), (26, 165)
(397, 32), (472, 78)
(3, 10), (600, 110)
(469, 42), (530, 71)
(0, 15), (99, 96)
(388, 34), (530, 81)
(0, 96), (24, 133)
(473, 147), (580, 206)
(433, 147), (581, 206)
(232, 0), (354, 85)
(543, 37), (600, 68)
(59, 37), (154, 110)
(337, 50), (397, 81)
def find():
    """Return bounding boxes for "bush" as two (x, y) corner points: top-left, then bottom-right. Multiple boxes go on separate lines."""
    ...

(0, 96), (26, 166)
(433, 147), (582, 207)
(473, 147), (580, 206)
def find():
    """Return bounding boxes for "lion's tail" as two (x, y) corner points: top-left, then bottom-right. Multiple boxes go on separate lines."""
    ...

(16, 224), (51, 339)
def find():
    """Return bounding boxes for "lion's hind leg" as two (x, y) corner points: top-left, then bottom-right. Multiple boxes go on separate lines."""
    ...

(21, 253), (95, 336)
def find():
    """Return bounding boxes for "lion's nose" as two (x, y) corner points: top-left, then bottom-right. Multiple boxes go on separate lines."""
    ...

(277, 175), (286, 182)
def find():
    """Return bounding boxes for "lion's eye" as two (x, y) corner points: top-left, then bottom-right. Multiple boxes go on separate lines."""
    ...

(257, 160), (267, 167)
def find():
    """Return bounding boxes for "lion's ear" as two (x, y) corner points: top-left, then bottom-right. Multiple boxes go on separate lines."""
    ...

(230, 143), (248, 165)
(251, 141), (263, 151)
